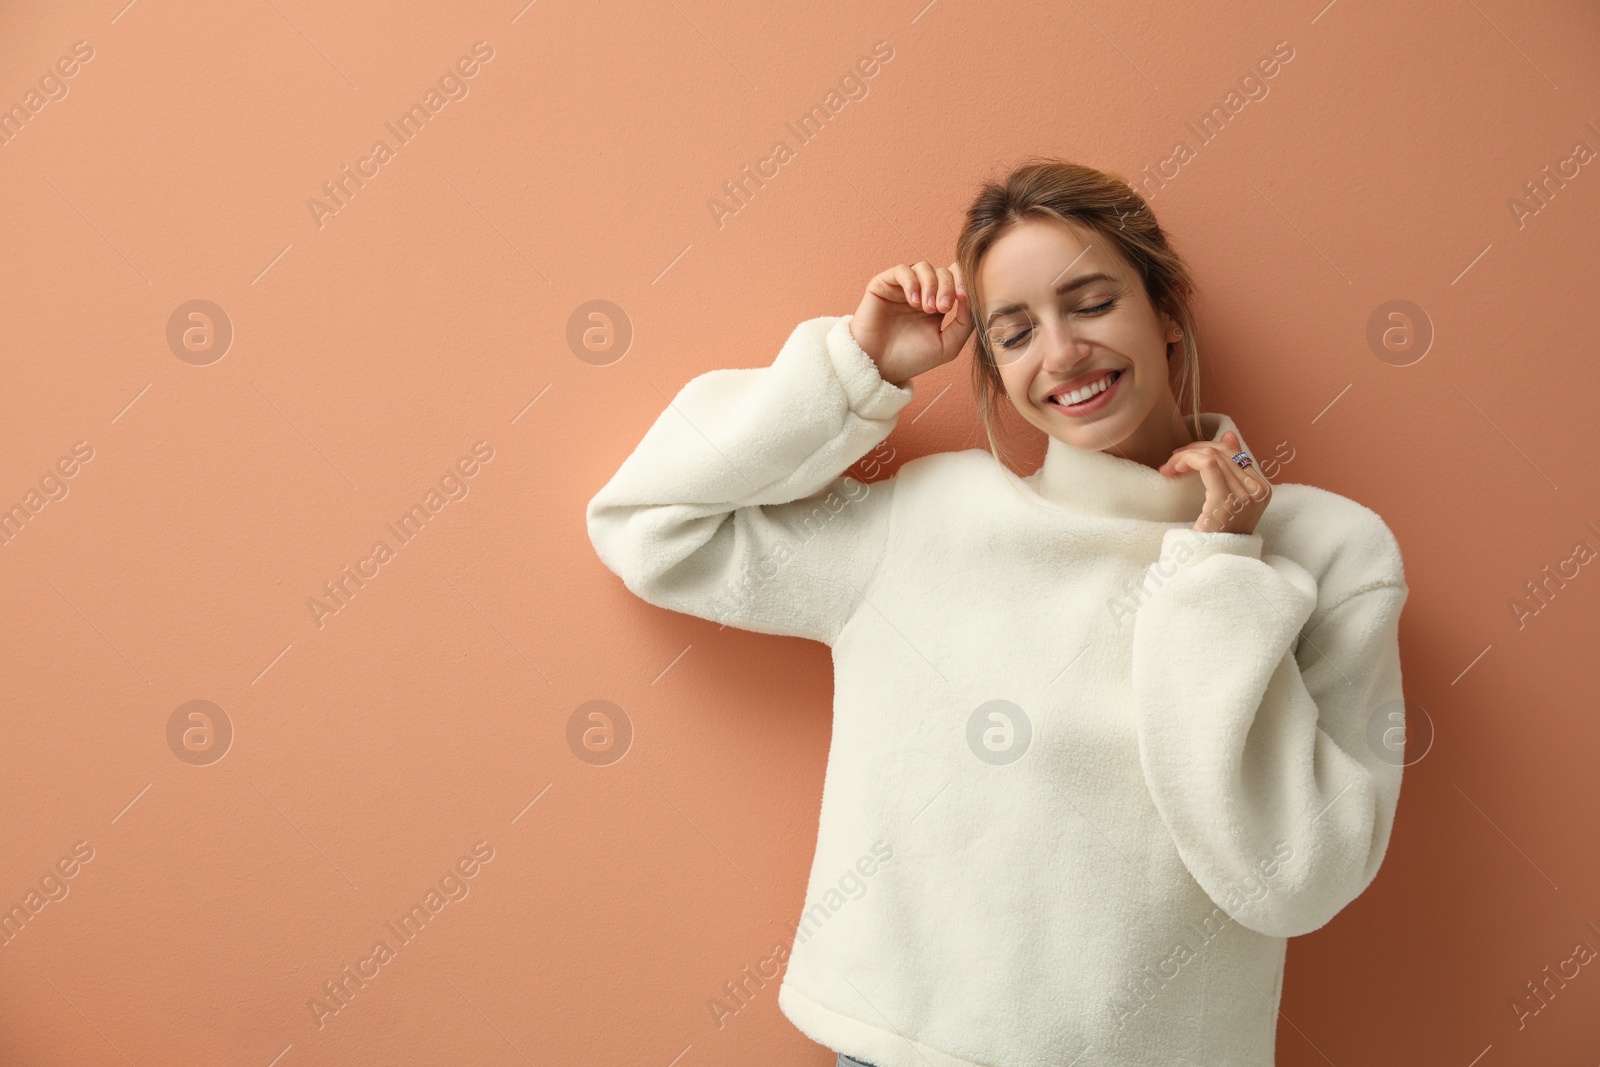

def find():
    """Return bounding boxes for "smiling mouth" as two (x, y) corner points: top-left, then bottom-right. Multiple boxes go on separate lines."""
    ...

(1046, 369), (1122, 408)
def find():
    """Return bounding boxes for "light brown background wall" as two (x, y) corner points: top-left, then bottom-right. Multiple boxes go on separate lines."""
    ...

(2, 1), (1598, 1064)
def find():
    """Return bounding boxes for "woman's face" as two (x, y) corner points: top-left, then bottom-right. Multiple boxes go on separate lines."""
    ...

(977, 216), (1184, 455)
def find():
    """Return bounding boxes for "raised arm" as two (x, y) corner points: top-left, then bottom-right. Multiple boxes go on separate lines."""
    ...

(586, 315), (915, 645)
(1129, 522), (1410, 938)
(586, 262), (974, 646)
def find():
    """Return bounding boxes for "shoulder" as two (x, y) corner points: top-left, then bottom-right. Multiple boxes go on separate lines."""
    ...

(859, 447), (1026, 526)
(1263, 481), (1406, 598)
(886, 447), (1014, 497)
(895, 446), (999, 476)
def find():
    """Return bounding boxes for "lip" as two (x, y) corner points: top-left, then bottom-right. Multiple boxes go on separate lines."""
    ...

(1043, 369), (1123, 416)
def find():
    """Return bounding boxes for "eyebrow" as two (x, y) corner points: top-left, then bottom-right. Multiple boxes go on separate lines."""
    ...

(983, 271), (1120, 326)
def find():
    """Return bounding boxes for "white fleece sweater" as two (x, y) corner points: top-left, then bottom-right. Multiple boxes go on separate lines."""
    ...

(586, 315), (1410, 1067)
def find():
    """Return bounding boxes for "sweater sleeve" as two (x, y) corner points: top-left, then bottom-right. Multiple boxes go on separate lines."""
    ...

(585, 315), (915, 647)
(1129, 524), (1409, 938)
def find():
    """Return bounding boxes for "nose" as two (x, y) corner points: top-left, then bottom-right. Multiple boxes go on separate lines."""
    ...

(1035, 316), (1094, 375)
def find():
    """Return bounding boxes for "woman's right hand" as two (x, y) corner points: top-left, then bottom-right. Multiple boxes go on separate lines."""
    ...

(849, 261), (975, 388)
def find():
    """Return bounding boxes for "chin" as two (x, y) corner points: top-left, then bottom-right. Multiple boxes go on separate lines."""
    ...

(1038, 407), (1132, 453)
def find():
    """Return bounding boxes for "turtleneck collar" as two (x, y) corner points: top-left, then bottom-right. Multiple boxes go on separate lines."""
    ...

(1022, 412), (1250, 523)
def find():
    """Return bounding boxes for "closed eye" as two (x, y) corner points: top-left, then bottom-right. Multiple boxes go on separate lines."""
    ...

(995, 298), (1118, 349)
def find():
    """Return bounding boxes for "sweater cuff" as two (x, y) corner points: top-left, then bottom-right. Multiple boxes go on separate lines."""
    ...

(1156, 527), (1265, 572)
(828, 316), (915, 419)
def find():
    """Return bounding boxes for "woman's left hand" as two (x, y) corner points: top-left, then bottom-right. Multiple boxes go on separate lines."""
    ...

(1158, 429), (1272, 534)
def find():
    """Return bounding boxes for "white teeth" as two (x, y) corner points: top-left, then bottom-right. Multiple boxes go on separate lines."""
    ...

(1053, 372), (1115, 406)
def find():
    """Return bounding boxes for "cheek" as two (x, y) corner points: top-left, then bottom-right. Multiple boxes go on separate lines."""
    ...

(1091, 310), (1143, 343)
(996, 365), (1030, 404)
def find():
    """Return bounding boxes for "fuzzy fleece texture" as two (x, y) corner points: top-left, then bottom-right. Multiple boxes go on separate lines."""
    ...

(585, 315), (1410, 1067)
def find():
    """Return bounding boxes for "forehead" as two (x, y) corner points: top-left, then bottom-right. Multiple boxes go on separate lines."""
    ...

(978, 217), (1126, 303)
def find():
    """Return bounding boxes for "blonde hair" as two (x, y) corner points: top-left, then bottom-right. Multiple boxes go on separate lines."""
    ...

(955, 157), (1204, 479)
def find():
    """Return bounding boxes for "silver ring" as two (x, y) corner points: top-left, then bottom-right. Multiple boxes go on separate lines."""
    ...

(1232, 451), (1253, 469)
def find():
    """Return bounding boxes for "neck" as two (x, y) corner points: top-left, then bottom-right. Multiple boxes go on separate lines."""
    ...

(1102, 401), (1198, 470)
(1027, 410), (1246, 522)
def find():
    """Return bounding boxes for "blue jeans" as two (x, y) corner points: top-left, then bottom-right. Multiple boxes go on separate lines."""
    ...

(836, 1055), (881, 1067)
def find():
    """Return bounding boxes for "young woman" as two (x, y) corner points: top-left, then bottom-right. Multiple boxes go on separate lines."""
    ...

(587, 159), (1409, 1067)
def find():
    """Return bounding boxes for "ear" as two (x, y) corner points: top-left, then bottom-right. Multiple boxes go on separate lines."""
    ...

(1165, 326), (1189, 396)
(1164, 312), (1184, 346)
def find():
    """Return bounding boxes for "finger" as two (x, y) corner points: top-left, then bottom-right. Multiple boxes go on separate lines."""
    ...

(1220, 432), (1270, 501)
(1180, 446), (1251, 523)
(1236, 456), (1269, 502)
(933, 266), (955, 312)
(910, 262), (939, 312)
(944, 263), (971, 327)
(947, 280), (971, 326)
(1192, 442), (1254, 508)
(940, 295), (976, 357)
(1216, 448), (1257, 509)
(1218, 447), (1273, 516)
(887, 264), (918, 305)
(1165, 436), (1255, 490)
(1160, 440), (1213, 476)
(1189, 452), (1238, 532)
